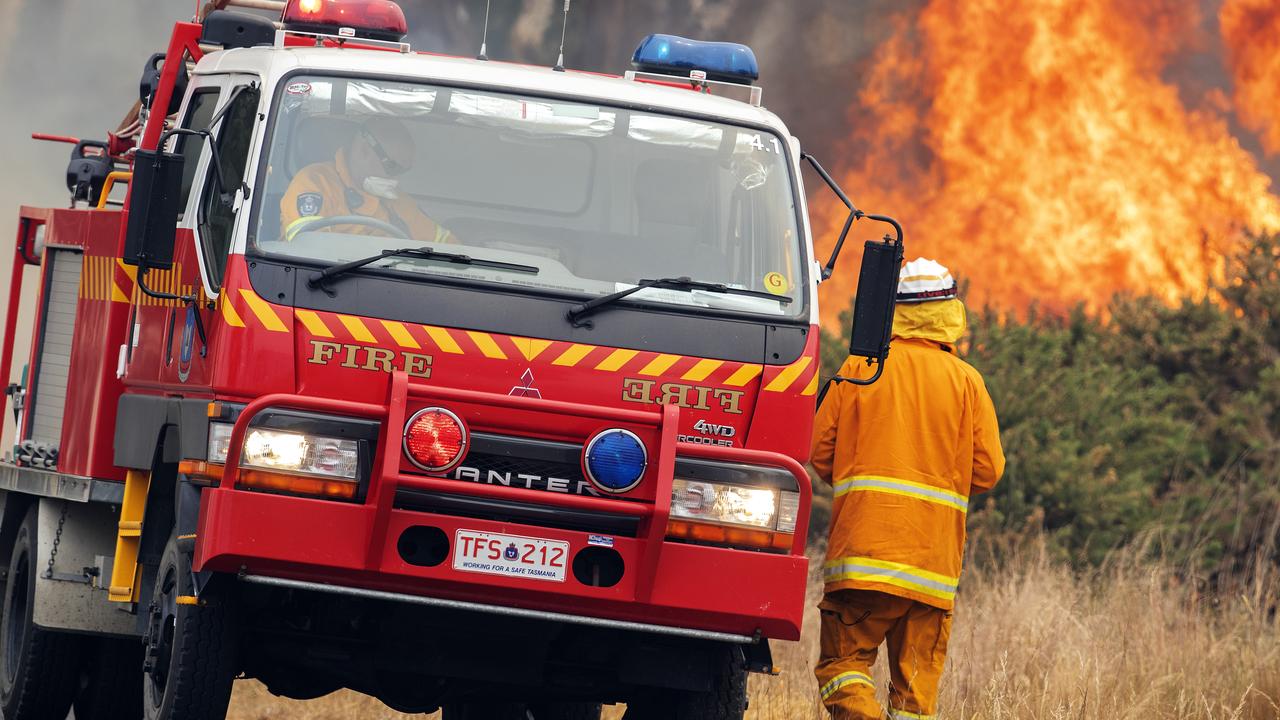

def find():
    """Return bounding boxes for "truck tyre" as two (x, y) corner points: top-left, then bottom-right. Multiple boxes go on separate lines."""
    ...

(441, 702), (528, 719)
(142, 534), (239, 720)
(0, 505), (82, 720)
(529, 702), (604, 719)
(443, 701), (602, 719)
(74, 637), (144, 720)
(623, 647), (747, 720)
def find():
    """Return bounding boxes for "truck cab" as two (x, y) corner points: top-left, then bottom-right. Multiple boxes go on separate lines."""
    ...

(0, 2), (901, 718)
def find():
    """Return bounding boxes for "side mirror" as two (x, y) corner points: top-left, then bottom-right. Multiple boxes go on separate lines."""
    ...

(849, 236), (903, 360)
(122, 147), (185, 270)
(817, 218), (903, 405)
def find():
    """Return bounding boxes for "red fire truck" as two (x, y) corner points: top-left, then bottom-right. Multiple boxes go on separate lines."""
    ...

(0, 1), (901, 718)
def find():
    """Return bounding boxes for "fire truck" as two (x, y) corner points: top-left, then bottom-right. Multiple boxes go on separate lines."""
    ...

(0, 1), (902, 718)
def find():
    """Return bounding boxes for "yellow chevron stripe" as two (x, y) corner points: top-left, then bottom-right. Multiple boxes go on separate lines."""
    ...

(382, 320), (421, 349)
(220, 294), (245, 328)
(802, 371), (820, 396)
(295, 309), (333, 337)
(638, 354), (680, 376)
(512, 337), (552, 361)
(467, 331), (507, 359)
(237, 289), (287, 332)
(595, 348), (638, 372)
(681, 358), (723, 382)
(552, 343), (594, 367)
(723, 364), (762, 386)
(114, 260), (135, 303)
(765, 356), (812, 392)
(424, 326), (464, 354)
(337, 315), (375, 343)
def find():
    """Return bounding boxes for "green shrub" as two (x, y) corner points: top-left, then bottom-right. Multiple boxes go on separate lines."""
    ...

(817, 234), (1280, 573)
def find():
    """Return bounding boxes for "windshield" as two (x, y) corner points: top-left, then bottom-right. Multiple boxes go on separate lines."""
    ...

(251, 74), (806, 318)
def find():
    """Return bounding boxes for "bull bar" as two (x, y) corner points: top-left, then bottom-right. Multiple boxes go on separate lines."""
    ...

(197, 371), (813, 641)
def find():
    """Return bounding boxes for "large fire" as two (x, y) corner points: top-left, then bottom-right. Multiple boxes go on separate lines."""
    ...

(815, 0), (1280, 324)
(1221, 0), (1280, 157)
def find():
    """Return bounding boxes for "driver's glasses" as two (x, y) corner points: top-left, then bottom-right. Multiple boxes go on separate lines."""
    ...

(359, 128), (409, 176)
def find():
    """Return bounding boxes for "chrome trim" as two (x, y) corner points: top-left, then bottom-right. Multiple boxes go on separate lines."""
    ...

(239, 573), (756, 644)
(0, 463), (124, 504)
(582, 428), (647, 494)
(402, 407), (469, 473)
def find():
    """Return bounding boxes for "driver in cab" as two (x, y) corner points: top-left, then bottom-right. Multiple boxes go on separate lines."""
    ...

(281, 116), (457, 244)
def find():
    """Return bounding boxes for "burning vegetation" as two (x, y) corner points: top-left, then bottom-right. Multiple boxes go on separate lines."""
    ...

(817, 0), (1280, 322)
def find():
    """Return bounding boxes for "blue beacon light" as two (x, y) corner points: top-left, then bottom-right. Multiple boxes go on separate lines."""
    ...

(631, 34), (759, 85)
(583, 429), (648, 493)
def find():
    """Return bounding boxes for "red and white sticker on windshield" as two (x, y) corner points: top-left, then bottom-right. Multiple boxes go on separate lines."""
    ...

(453, 529), (568, 583)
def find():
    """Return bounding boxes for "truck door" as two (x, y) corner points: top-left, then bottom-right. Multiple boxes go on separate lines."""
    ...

(124, 76), (261, 390)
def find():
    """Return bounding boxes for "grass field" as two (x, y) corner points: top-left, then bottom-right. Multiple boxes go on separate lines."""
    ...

(226, 541), (1280, 720)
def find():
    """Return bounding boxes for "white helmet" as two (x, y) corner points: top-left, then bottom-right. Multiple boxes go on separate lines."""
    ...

(896, 258), (957, 304)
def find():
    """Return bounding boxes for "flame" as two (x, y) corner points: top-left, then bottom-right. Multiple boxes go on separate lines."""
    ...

(1221, 0), (1280, 156)
(816, 0), (1280, 324)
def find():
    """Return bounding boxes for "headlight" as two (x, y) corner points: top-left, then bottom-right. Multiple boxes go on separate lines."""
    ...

(207, 422), (359, 480)
(208, 422), (233, 464)
(241, 428), (359, 480)
(666, 458), (803, 552)
(671, 479), (799, 532)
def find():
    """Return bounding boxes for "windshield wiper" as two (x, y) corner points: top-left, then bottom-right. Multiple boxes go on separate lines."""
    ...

(307, 246), (538, 291)
(566, 276), (792, 327)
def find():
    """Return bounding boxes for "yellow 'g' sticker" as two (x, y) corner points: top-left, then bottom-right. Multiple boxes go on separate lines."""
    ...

(763, 272), (789, 295)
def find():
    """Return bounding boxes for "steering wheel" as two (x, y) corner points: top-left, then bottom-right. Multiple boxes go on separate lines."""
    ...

(290, 214), (409, 240)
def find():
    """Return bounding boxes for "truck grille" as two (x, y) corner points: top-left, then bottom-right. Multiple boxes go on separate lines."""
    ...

(444, 433), (594, 497)
(394, 432), (641, 537)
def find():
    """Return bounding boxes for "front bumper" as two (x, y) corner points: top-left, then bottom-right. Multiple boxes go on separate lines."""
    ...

(194, 372), (811, 641)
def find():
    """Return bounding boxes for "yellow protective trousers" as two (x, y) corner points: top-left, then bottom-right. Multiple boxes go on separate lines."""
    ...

(815, 589), (952, 720)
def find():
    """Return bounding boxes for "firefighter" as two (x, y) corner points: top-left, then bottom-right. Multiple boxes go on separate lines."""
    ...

(280, 116), (456, 243)
(811, 258), (1005, 720)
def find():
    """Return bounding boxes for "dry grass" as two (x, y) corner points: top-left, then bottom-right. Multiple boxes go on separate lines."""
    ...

(227, 541), (1280, 720)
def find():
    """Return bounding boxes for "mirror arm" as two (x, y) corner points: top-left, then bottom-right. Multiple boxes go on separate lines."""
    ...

(135, 264), (195, 304)
(801, 152), (866, 281)
(800, 152), (857, 212)
(133, 265), (207, 357)
(815, 361), (890, 408)
(158, 127), (229, 200)
(192, 301), (208, 357)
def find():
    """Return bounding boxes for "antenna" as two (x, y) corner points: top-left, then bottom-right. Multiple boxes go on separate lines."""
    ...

(477, 0), (491, 61)
(553, 0), (571, 72)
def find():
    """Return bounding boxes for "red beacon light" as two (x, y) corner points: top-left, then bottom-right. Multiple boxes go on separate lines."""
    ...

(282, 0), (408, 43)
(402, 407), (468, 473)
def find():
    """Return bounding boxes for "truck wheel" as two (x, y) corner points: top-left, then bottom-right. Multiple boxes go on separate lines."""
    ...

(624, 647), (747, 720)
(529, 702), (603, 719)
(441, 702), (528, 719)
(0, 505), (82, 720)
(443, 702), (602, 719)
(74, 637), (144, 720)
(141, 534), (238, 720)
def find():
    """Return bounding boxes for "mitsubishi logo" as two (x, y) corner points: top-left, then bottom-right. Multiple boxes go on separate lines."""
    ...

(509, 368), (542, 398)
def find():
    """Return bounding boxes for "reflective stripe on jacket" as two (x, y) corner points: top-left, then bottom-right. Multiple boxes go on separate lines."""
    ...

(811, 335), (1004, 610)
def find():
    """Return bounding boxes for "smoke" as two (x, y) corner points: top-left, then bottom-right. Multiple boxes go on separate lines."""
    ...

(402, 0), (907, 176)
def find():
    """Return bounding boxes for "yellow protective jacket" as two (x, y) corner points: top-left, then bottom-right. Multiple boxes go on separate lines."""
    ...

(811, 299), (1004, 610)
(280, 148), (455, 244)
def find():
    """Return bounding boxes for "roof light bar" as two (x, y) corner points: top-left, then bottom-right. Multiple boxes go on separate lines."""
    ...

(631, 34), (759, 86)
(281, 0), (408, 42)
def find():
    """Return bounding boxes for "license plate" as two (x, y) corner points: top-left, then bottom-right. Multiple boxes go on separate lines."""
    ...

(452, 530), (569, 583)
